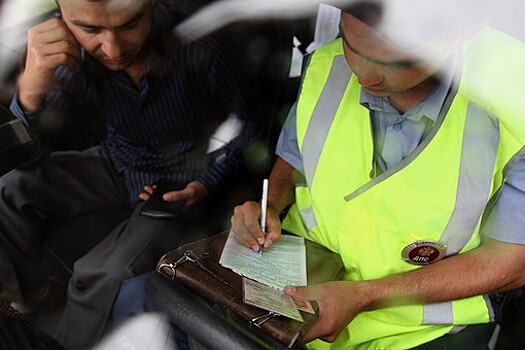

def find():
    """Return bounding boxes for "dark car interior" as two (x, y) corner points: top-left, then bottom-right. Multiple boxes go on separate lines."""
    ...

(0, 0), (316, 348)
(0, 1), (524, 349)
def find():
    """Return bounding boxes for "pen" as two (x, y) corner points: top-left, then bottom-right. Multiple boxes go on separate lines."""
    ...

(259, 179), (268, 255)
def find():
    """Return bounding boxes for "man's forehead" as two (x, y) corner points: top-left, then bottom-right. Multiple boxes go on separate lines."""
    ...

(60, 0), (149, 13)
(341, 13), (422, 64)
(341, 1), (489, 66)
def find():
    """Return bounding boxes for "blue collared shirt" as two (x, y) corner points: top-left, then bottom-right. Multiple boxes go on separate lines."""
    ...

(359, 70), (451, 175)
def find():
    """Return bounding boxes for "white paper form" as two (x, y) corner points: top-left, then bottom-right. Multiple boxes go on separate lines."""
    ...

(219, 230), (307, 290)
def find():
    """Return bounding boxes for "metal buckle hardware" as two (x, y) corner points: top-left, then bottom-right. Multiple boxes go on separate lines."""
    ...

(157, 250), (198, 279)
(250, 312), (277, 328)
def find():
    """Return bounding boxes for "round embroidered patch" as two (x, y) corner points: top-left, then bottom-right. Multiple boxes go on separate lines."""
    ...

(402, 240), (447, 265)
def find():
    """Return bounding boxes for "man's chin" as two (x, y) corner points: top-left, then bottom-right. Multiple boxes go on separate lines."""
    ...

(99, 58), (131, 71)
(364, 87), (391, 97)
(101, 62), (128, 71)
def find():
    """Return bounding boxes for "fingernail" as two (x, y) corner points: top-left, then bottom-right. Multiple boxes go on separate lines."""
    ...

(257, 237), (264, 244)
(263, 239), (272, 248)
(252, 245), (259, 252)
(285, 286), (296, 294)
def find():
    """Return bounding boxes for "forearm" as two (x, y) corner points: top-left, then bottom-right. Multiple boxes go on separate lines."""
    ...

(267, 157), (302, 213)
(363, 237), (525, 310)
(286, 239), (525, 344)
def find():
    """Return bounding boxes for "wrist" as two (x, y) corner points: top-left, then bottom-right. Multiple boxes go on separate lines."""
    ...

(17, 72), (48, 112)
(352, 281), (380, 312)
(266, 203), (284, 218)
(359, 277), (419, 311)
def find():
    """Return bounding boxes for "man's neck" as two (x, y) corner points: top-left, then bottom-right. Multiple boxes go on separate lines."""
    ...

(388, 77), (439, 114)
(125, 54), (147, 87)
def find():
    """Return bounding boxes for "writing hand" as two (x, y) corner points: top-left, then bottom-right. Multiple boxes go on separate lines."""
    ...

(231, 201), (281, 252)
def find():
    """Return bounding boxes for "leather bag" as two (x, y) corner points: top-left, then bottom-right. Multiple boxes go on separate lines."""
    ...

(155, 231), (344, 348)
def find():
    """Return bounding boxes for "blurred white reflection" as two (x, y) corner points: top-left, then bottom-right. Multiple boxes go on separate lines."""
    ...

(175, 0), (525, 140)
(207, 114), (242, 153)
(174, 0), (525, 46)
(0, 0), (57, 85)
(93, 312), (177, 350)
(174, 0), (355, 40)
(0, 0), (55, 31)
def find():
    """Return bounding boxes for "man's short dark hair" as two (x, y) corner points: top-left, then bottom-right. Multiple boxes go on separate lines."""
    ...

(342, 1), (383, 28)
(341, 1), (434, 50)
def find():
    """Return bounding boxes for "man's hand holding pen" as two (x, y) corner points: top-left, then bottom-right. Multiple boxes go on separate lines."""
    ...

(231, 199), (282, 252)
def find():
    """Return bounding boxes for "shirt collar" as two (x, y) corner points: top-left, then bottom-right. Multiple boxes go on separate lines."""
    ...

(359, 52), (458, 122)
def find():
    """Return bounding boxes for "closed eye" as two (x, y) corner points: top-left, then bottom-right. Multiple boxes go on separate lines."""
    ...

(120, 21), (138, 31)
(83, 27), (101, 34)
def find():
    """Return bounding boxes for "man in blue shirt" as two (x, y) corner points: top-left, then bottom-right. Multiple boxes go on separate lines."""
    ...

(0, 0), (262, 348)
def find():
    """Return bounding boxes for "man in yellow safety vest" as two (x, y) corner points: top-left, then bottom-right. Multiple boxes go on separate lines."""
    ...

(232, 2), (525, 349)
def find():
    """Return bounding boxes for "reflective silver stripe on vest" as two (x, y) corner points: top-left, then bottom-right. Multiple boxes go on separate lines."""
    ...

(425, 295), (494, 325)
(422, 302), (453, 325)
(483, 294), (496, 322)
(440, 102), (500, 255)
(302, 55), (352, 188)
(299, 206), (318, 232)
(295, 184), (318, 233)
(422, 103), (499, 325)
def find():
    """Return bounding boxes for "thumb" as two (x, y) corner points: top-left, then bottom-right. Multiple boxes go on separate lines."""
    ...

(163, 189), (187, 202)
(284, 285), (318, 300)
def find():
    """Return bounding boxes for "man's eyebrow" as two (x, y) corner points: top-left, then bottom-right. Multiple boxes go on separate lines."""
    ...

(71, 11), (145, 30)
(339, 24), (423, 68)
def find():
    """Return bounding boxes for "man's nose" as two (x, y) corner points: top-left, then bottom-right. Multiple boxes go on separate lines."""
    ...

(352, 59), (384, 86)
(101, 31), (123, 59)
(357, 70), (384, 87)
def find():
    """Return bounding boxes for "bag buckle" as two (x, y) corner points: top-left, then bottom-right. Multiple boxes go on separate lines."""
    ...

(157, 250), (198, 279)
(250, 312), (277, 328)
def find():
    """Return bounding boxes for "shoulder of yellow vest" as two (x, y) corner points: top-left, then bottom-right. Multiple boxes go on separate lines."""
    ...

(311, 38), (344, 60)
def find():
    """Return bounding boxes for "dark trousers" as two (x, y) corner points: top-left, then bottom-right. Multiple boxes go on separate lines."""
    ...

(0, 146), (213, 349)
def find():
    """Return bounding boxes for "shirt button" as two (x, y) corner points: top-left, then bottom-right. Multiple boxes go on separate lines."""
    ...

(393, 123), (402, 131)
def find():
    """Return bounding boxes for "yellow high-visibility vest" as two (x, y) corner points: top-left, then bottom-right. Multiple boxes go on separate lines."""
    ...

(282, 28), (525, 349)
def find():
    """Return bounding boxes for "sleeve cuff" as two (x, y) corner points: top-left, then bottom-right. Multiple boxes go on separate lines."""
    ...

(9, 91), (42, 125)
(195, 158), (231, 194)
